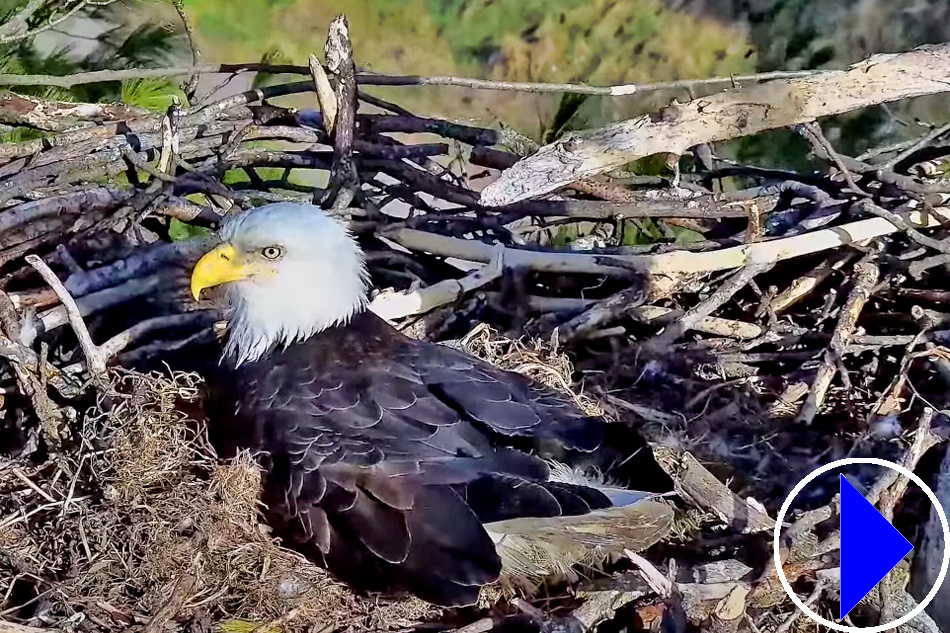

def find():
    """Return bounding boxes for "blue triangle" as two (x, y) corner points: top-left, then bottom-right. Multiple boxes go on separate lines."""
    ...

(840, 474), (913, 619)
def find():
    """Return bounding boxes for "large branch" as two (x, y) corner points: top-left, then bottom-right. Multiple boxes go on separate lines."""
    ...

(384, 204), (950, 276)
(481, 43), (950, 206)
(0, 92), (147, 131)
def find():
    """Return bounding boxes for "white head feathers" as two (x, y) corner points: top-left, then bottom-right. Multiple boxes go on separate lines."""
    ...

(215, 203), (370, 365)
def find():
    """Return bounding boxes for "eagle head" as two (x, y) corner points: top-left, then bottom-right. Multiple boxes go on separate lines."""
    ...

(190, 202), (370, 365)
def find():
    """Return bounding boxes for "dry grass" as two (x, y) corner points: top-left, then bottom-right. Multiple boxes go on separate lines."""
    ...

(0, 369), (439, 632)
(0, 325), (658, 631)
(460, 323), (604, 418)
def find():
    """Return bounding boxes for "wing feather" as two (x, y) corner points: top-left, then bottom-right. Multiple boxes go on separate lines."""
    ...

(210, 311), (669, 606)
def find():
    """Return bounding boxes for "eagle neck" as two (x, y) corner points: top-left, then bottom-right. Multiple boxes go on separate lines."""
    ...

(222, 282), (369, 366)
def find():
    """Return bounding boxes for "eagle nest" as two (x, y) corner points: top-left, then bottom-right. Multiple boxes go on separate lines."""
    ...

(0, 327), (594, 632)
(0, 369), (440, 632)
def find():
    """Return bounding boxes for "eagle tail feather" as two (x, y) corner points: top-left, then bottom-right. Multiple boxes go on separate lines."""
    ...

(486, 499), (674, 586)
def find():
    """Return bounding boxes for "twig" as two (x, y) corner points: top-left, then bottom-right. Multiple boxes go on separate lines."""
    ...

(89, 313), (218, 365)
(855, 199), (950, 255)
(322, 16), (359, 210)
(0, 0), (97, 45)
(0, 620), (58, 633)
(142, 574), (197, 633)
(0, 92), (147, 131)
(767, 250), (859, 314)
(25, 254), (106, 379)
(309, 54), (337, 133)
(447, 619), (494, 633)
(872, 408), (940, 519)
(774, 578), (827, 633)
(650, 262), (771, 346)
(370, 245), (505, 321)
(0, 64), (823, 93)
(171, 0), (200, 99)
(556, 284), (648, 342)
(121, 148), (176, 183)
(797, 122), (869, 196)
(884, 121), (950, 170)
(0, 0), (49, 43)
(157, 100), (181, 175)
(909, 252), (950, 279)
(11, 468), (56, 503)
(358, 69), (828, 95)
(631, 306), (764, 339)
(669, 453), (775, 534)
(624, 550), (674, 597)
(797, 258), (879, 424)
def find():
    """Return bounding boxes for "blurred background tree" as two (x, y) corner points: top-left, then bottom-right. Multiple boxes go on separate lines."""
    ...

(1, 0), (949, 167)
(0, 0), (186, 105)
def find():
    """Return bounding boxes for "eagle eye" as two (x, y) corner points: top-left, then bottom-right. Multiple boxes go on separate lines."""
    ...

(261, 246), (283, 260)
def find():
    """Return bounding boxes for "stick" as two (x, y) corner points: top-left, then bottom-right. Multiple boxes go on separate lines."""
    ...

(309, 55), (337, 133)
(481, 44), (950, 205)
(767, 250), (859, 314)
(370, 245), (504, 321)
(385, 204), (950, 277)
(650, 262), (771, 346)
(0, 621), (58, 633)
(0, 64), (822, 93)
(873, 408), (940, 519)
(671, 453), (775, 534)
(884, 120), (950, 170)
(171, 0), (200, 99)
(142, 574), (197, 633)
(0, 91), (147, 131)
(322, 16), (359, 210)
(0, 0), (97, 45)
(630, 305), (764, 339)
(0, 0), (50, 42)
(797, 259), (879, 424)
(855, 199), (950, 255)
(25, 254), (106, 379)
(557, 284), (648, 342)
(797, 122), (868, 197)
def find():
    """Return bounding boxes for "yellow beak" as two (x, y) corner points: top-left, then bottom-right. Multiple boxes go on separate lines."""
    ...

(191, 243), (245, 301)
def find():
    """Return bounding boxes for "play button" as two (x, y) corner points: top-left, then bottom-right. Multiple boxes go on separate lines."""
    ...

(773, 457), (950, 632)
(839, 474), (913, 619)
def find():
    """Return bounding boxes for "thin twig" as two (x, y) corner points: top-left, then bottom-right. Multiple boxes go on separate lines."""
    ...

(649, 262), (772, 346)
(855, 199), (950, 255)
(0, 64), (825, 93)
(142, 574), (197, 633)
(171, 0), (200, 99)
(797, 258), (879, 424)
(798, 122), (869, 197)
(884, 121), (950, 170)
(25, 254), (106, 379)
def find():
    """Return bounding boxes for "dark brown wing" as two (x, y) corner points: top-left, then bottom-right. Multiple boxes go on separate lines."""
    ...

(206, 311), (669, 606)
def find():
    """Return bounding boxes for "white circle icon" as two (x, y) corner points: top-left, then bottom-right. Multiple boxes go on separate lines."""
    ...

(773, 457), (949, 632)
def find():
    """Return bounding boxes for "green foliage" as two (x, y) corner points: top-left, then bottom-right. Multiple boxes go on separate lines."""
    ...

(486, 0), (755, 86)
(542, 93), (588, 144)
(427, 0), (585, 66)
(168, 218), (210, 242)
(0, 2), (187, 106)
(121, 78), (186, 111)
(251, 47), (294, 89)
(619, 219), (703, 246)
(0, 125), (44, 143)
(625, 154), (676, 178)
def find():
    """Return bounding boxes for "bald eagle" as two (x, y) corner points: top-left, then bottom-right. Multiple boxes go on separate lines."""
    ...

(190, 202), (673, 606)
